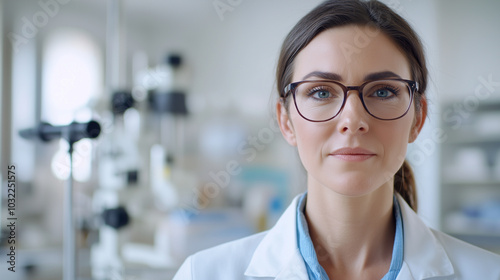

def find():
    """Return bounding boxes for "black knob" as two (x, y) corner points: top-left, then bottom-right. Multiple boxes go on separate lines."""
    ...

(102, 206), (130, 229)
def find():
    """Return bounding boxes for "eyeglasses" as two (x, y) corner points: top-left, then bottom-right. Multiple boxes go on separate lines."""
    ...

(282, 79), (419, 122)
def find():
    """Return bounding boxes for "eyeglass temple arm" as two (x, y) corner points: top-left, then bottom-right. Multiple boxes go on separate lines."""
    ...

(282, 83), (295, 98)
(413, 81), (419, 92)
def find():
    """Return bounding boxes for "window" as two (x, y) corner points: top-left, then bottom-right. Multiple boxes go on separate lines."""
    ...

(42, 28), (102, 124)
(42, 28), (102, 181)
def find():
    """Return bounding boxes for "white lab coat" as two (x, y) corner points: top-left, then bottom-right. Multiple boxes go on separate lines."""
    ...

(173, 194), (500, 279)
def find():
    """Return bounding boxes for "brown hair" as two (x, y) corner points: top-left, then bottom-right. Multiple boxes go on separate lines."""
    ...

(276, 0), (427, 211)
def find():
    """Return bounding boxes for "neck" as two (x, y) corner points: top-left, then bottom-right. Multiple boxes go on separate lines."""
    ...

(305, 180), (395, 278)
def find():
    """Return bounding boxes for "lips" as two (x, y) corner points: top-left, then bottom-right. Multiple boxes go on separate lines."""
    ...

(329, 147), (376, 162)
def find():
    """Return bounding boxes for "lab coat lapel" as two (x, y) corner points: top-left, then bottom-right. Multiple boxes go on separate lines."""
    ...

(245, 194), (456, 279)
(396, 194), (455, 279)
(395, 262), (415, 280)
(244, 195), (308, 279)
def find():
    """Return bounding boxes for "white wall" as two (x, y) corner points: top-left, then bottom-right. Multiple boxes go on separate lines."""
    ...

(437, 0), (500, 103)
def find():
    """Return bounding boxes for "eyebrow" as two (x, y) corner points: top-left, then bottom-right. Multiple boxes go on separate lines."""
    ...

(364, 71), (402, 81)
(302, 71), (402, 82)
(302, 71), (342, 81)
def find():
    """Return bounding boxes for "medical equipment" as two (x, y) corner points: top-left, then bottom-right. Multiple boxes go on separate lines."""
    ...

(120, 53), (191, 268)
(91, 91), (139, 280)
(19, 120), (101, 280)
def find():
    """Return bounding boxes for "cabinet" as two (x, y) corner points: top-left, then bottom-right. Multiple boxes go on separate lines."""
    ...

(439, 102), (500, 252)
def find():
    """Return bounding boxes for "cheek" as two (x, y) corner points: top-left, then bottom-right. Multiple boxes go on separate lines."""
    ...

(379, 117), (414, 169)
(290, 114), (333, 169)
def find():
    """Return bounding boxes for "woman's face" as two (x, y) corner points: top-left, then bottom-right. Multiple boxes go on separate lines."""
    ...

(277, 25), (425, 197)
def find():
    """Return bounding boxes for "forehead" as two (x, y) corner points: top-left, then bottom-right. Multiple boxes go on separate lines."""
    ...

(293, 25), (411, 82)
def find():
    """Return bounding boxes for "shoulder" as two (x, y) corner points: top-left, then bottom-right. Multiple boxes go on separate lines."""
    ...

(193, 230), (268, 263)
(397, 194), (500, 279)
(173, 194), (304, 280)
(173, 231), (268, 280)
(430, 229), (500, 278)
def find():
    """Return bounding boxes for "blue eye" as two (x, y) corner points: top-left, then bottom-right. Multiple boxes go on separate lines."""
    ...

(314, 90), (331, 99)
(375, 89), (391, 98)
(369, 86), (399, 99)
(302, 83), (342, 101)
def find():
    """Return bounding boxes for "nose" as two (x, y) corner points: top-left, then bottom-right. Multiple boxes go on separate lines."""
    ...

(337, 92), (369, 135)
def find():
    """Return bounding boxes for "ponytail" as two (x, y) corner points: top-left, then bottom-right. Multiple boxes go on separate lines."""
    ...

(394, 160), (418, 212)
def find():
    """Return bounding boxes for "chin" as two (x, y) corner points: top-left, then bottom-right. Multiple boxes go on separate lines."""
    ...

(309, 169), (394, 197)
(323, 176), (380, 197)
(331, 186), (379, 198)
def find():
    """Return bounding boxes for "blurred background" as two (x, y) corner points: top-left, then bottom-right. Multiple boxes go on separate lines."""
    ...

(0, 0), (499, 279)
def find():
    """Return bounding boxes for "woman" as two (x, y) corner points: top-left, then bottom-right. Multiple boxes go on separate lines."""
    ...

(174, 0), (500, 279)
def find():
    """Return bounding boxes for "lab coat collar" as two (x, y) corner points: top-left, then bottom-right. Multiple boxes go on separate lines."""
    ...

(244, 195), (308, 279)
(396, 194), (455, 279)
(244, 193), (456, 279)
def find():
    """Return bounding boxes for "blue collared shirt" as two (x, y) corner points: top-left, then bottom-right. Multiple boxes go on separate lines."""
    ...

(296, 193), (404, 280)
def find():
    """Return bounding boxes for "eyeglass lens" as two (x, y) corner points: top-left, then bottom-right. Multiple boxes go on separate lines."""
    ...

(293, 80), (411, 121)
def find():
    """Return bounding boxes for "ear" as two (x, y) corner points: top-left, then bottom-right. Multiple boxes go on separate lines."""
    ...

(409, 97), (427, 143)
(276, 101), (297, 146)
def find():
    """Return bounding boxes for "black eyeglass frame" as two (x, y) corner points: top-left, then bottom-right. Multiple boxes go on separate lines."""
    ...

(282, 78), (420, 122)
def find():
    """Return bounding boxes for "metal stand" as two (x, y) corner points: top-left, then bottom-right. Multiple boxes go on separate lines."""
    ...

(63, 138), (76, 280)
(18, 121), (101, 280)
